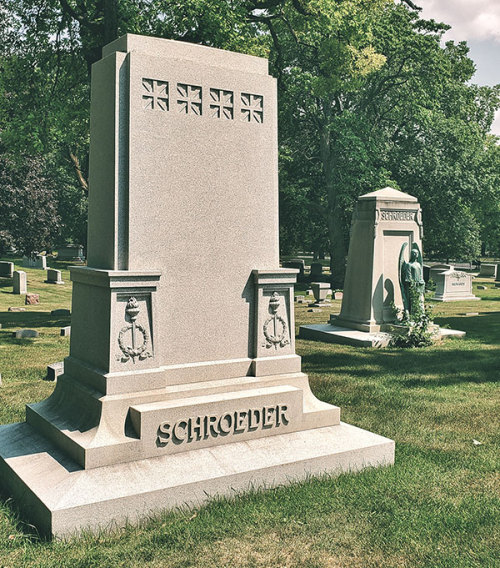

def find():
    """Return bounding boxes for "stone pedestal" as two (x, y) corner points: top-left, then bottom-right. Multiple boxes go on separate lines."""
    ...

(0, 34), (393, 537)
(335, 187), (423, 332)
(432, 269), (479, 302)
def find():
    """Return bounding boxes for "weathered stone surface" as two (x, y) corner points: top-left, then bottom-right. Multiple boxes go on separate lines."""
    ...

(13, 329), (39, 339)
(45, 269), (64, 285)
(46, 361), (64, 381)
(0, 34), (394, 537)
(0, 261), (14, 278)
(25, 293), (40, 305)
(51, 309), (71, 316)
(60, 326), (71, 336)
(13, 271), (27, 295)
(477, 285), (487, 290)
(8, 307), (26, 312)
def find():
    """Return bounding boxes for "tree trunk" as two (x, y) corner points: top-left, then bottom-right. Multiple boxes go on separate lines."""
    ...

(318, 111), (347, 289)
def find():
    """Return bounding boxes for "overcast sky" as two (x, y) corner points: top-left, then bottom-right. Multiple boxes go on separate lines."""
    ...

(418, 0), (500, 135)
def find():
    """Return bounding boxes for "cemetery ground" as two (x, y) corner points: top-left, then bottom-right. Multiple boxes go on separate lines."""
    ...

(0, 263), (498, 568)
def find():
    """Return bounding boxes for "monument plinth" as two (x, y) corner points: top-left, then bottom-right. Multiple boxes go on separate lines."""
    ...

(0, 35), (394, 537)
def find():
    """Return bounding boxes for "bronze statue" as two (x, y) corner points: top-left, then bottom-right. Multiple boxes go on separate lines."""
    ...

(398, 242), (425, 317)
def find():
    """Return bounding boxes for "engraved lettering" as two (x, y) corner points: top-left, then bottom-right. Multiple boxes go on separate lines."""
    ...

(155, 403), (291, 448)
(277, 404), (289, 426)
(380, 210), (416, 222)
(262, 406), (275, 428)
(172, 420), (187, 443)
(156, 422), (171, 446)
(208, 415), (219, 437)
(188, 416), (203, 442)
(218, 412), (233, 435)
(248, 408), (261, 430)
(234, 410), (247, 433)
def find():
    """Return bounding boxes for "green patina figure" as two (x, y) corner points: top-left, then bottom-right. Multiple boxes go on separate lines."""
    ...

(398, 242), (425, 317)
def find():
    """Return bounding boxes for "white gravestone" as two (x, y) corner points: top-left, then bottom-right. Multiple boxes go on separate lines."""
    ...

(0, 34), (393, 537)
(12, 270), (27, 294)
(433, 269), (480, 302)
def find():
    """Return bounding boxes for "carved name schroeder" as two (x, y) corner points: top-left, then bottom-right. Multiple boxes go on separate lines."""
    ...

(156, 404), (289, 447)
(381, 210), (416, 221)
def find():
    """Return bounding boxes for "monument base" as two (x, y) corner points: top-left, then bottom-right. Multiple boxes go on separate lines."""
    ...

(0, 421), (394, 538)
(299, 323), (466, 347)
(299, 324), (393, 347)
(432, 295), (480, 302)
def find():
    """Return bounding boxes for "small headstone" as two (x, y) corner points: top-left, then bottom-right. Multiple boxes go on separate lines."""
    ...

(25, 293), (40, 305)
(46, 361), (64, 381)
(478, 263), (497, 278)
(45, 269), (64, 285)
(60, 326), (71, 337)
(13, 329), (39, 339)
(464, 312), (479, 317)
(307, 308), (322, 312)
(13, 271), (27, 294)
(22, 255), (47, 270)
(477, 285), (487, 290)
(334, 291), (343, 300)
(306, 289), (313, 296)
(51, 309), (71, 316)
(310, 262), (323, 277)
(8, 306), (26, 312)
(0, 261), (14, 278)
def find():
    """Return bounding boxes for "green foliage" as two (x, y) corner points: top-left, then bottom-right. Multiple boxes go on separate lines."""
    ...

(391, 286), (434, 348)
(0, 155), (60, 255)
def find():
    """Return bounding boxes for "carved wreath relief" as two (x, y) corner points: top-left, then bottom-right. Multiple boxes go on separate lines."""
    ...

(142, 78), (263, 123)
(263, 291), (290, 350)
(117, 297), (153, 363)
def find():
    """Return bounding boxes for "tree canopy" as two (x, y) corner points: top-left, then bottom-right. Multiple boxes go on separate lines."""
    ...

(0, 0), (498, 272)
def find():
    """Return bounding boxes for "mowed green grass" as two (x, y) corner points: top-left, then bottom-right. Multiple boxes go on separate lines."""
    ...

(0, 261), (498, 568)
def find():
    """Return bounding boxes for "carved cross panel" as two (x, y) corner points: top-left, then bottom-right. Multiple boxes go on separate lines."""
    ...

(177, 83), (203, 115)
(210, 88), (234, 119)
(241, 93), (263, 123)
(142, 78), (169, 111)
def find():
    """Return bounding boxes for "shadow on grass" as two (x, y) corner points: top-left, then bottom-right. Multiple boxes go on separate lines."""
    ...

(301, 313), (499, 389)
(434, 311), (500, 344)
(0, 313), (70, 329)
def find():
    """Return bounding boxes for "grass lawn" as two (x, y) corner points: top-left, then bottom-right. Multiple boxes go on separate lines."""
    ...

(0, 259), (498, 567)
